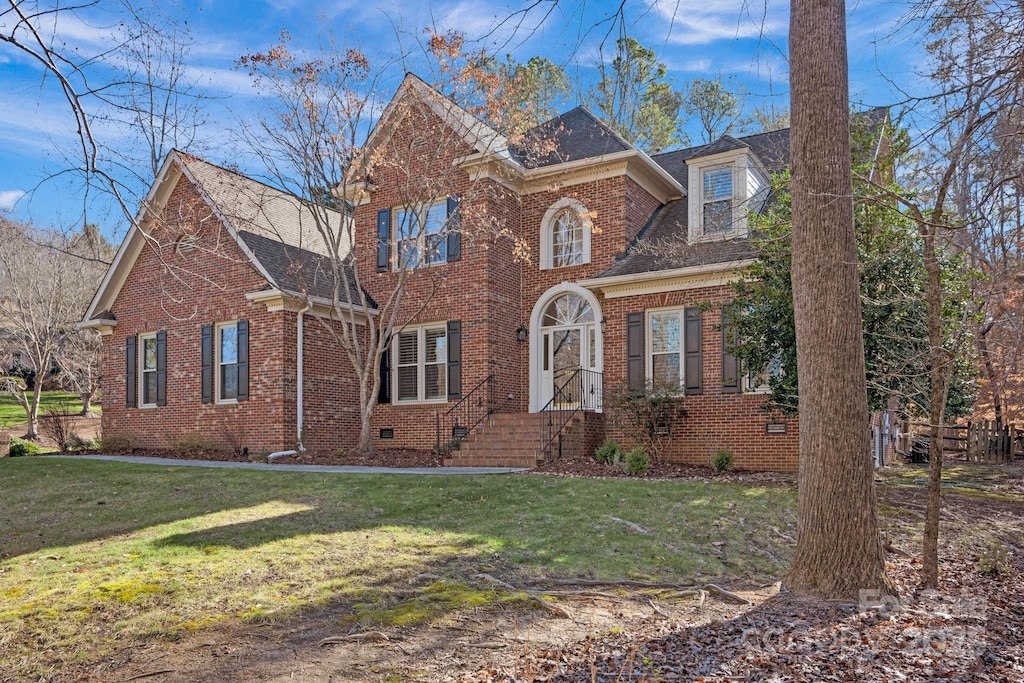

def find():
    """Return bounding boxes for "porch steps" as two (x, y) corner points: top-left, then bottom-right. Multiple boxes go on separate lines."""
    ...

(443, 412), (588, 468)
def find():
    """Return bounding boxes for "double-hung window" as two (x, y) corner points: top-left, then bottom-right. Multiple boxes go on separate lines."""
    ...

(702, 167), (733, 235)
(649, 311), (683, 391)
(140, 333), (159, 407)
(395, 325), (447, 402)
(217, 322), (242, 402)
(396, 200), (450, 268)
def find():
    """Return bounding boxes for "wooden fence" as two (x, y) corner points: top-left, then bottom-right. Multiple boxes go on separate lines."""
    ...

(906, 420), (1020, 463)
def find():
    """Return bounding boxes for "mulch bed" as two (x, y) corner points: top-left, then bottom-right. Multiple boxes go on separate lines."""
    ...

(71, 446), (445, 468)
(464, 553), (1024, 682)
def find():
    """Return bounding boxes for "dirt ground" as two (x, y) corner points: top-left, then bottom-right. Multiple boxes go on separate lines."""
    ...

(0, 414), (101, 455)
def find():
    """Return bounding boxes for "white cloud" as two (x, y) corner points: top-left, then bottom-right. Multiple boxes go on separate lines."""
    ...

(649, 0), (786, 46)
(0, 190), (27, 211)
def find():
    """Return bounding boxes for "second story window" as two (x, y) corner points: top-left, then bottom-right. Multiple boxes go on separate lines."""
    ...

(378, 196), (461, 272)
(552, 209), (584, 267)
(702, 166), (734, 235)
(540, 198), (592, 270)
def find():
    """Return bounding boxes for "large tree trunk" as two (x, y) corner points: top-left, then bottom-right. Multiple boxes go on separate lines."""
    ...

(784, 0), (889, 599)
(921, 226), (947, 588)
(79, 390), (96, 417)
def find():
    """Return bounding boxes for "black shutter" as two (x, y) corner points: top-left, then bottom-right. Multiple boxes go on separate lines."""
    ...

(626, 312), (644, 393)
(684, 307), (703, 395)
(446, 195), (461, 262)
(236, 320), (249, 402)
(155, 331), (167, 406)
(376, 208), (391, 272)
(125, 335), (137, 408)
(447, 320), (462, 400)
(201, 324), (213, 404)
(721, 324), (740, 394)
(377, 337), (391, 404)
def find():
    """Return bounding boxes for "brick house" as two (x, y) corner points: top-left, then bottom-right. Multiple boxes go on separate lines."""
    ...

(83, 74), (813, 471)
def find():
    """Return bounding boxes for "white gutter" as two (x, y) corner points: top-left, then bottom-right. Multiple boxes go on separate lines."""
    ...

(578, 258), (756, 290)
(245, 288), (378, 317)
(296, 301), (312, 452)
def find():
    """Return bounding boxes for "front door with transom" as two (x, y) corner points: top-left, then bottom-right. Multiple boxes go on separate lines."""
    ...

(539, 293), (599, 410)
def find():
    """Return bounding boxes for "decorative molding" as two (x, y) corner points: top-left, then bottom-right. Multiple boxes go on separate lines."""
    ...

(580, 259), (755, 299)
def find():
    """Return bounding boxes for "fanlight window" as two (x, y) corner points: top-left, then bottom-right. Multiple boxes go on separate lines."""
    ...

(542, 294), (594, 327)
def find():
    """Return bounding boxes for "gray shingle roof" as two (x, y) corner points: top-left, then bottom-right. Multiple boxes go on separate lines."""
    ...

(509, 107), (632, 168)
(593, 128), (791, 279)
(237, 231), (369, 306)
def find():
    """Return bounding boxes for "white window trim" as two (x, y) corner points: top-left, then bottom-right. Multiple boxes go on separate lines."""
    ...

(392, 199), (451, 271)
(645, 307), (685, 393)
(686, 149), (768, 243)
(393, 323), (448, 405)
(215, 320), (240, 405)
(742, 357), (781, 394)
(138, 331), (158, 409)
(539, 198), (592, 270)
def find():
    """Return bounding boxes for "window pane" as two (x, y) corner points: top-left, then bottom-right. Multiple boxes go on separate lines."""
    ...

(424, 364), (445, 400)
(552, 210), (582, 267)
(397, 366), (418, 401)
(704, 200), (732, 233)
(220, 326), (238, 364)
(704, 168), (732, 200)
(143, 372), (158, 405)
(397, 332), (418, 365)
(396, 207), (417, 241)
(423, 202), (447, 235)
(650, 313), (680, 353)
(221, 364), (238, 400)
(143, 337), (157, 371)
(425, 232), (447, 264)
(542, 294), (593, 326)
(652, 353), (681, 388)
(425, 328), (446, 363)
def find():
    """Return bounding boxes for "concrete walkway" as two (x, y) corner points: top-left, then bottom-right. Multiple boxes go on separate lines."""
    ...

(42, 454), (527, 475)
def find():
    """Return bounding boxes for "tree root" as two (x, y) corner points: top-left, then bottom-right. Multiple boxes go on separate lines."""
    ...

(318, 631), (390, 646)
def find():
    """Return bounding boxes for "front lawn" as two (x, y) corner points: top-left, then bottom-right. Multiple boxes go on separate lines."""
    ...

(0, 391), (100, 426)
(0, 458), (797, 680)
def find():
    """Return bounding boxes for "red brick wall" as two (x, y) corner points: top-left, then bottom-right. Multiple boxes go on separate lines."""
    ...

(102, 170), (297, 454)
(601, 284), (800, 472)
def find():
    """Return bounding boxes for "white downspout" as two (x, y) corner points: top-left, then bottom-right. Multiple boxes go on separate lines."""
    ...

(296, 302), (312, 452)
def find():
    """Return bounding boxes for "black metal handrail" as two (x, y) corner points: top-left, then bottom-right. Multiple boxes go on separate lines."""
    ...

(435, 374), (494, 453)
(538, 368), (603, 458)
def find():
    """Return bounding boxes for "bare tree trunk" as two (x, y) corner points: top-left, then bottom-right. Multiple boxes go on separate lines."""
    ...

(79, 391), (95, 417)
(977, 321), (1002, 425)
(922, 226), (947, 588)
(784, 0), (889, 599)
(25, 382), (43, 440)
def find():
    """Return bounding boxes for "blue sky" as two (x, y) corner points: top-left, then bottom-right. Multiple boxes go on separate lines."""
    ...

(0, 0), (922, 237)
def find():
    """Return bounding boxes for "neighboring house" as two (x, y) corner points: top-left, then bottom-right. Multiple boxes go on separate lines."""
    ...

(83, 75), (884, 471)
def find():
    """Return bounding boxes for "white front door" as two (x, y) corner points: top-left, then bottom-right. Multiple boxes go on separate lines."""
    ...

(530, 286), (604, 413)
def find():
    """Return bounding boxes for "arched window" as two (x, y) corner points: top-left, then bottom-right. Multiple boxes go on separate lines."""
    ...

(542, 293), (594, 326)
(540, 199), (592, 270)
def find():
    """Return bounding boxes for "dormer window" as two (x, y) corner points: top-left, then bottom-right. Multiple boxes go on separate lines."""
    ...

(686, 149), (769, 242)
(702, 167), (734, 235)
(540, 198), (592, 270)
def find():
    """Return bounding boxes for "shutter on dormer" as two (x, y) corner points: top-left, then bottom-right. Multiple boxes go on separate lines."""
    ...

(376, 208), (391, 272)
(684, 307), (703, 395)
(125, 335), (137, 408)
(626, 312), (644, 393)
(446, 196), (461, 262)
(201, 324), (213, 404)
(155, 331), (167, 406)
(447, 320), (461, 400)
(721, 324), (741, 394)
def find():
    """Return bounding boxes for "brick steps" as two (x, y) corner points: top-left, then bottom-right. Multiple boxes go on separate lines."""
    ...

(443, 412), (588, 468)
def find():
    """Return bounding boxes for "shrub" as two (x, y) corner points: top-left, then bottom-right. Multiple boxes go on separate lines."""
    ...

(41, 402), (79, 451)
(8, 437), (41, 458)
(623, 447), (650, 476)
(176, 432), (215, 456)
(712, 448), (734, 472)
(977, 539), (1010, 576)
(594, 438), (623, 465)
(98, 434), (134, 453)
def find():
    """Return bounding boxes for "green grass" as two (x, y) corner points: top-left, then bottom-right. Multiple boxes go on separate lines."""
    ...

(0, 391), (101, 426)
(0, 458), (797, 679)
